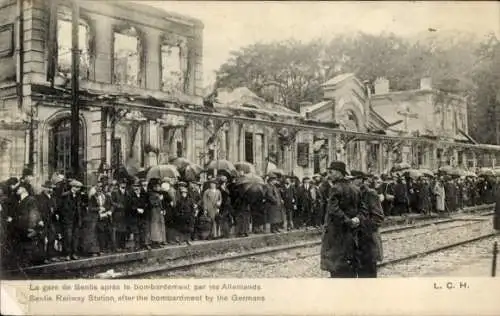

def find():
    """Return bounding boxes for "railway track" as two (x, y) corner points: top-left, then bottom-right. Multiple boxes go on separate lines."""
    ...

(108, 210), (496, 279)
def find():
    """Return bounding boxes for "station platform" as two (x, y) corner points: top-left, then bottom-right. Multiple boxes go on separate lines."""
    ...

(5, 204), (494, 278)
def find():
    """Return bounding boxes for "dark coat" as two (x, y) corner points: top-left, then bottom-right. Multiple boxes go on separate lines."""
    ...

(393, 182), (408, 204)
(59, 191), (83, 228)
(174, 196), (196, 234)
(36, 192), (59, 236)
(81, 194), (103, 254)
(111, 189), (128, 232)
(359, 185), (385, 262)
(14, 195), (44, 264)
(264, 184), (285, 225)
(494, 184), (500, 230)
(219, 185), (234, 219)
(297, 184), (320, 213)
(15, 195), (43, 239)
(281, 184), (297, 210)
(127, 191), (149, 233)
(320, 179), (368, 273)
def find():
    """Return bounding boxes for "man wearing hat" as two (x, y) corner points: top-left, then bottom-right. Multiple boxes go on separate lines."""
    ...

(320, 161), (370, 278)
(128, 178), (149, 250)
(59, 179), (84, 260)
(13, 184), (45, 265)
(174, 182), (195, 245)
(21, 167), (35, 196)
(281, 176), (297, 231)
(352, 170), (384, 278)
(36, 181), (60, 262)
(297, 177), (321, 229)
(110, 178), (129, 251)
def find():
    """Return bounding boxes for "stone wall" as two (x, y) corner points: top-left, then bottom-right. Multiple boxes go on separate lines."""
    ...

(0, 0), (17, 83)
(22, 1), (203, 96)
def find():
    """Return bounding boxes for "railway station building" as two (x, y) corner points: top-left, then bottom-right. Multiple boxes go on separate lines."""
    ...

(0, 0), (499, 185)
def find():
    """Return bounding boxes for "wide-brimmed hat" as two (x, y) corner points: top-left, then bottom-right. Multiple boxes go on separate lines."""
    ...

(41, 180), (56, 189)
(327, 161), (348, 175)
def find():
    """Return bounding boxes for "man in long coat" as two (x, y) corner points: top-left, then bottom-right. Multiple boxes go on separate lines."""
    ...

(281, 176), (297, 230)
(36, 181), (60, 262)
(352, 171), (384, 278)
(14, 184), (45, 266)
(128, 179), (149, 250)
(494, 179), (500, 230)
(110, 179), (129, 251)
(392, 177), (409, 216)
(174, 182), (196, 244)
(320, 161), (368, 278)
(59, 180), (84, 260)
(297, 177), (317, 228)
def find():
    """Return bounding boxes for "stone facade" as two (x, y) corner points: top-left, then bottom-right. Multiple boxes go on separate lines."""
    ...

(302, 73), (499, 173)
(0, 0), (205, 185)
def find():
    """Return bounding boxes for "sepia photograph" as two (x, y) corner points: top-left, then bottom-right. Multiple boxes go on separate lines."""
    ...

(0, 0), (499, 297)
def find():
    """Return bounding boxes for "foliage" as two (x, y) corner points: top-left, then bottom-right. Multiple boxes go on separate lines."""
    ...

(214, 31), (500, 144)
(469, 33), (500, 144)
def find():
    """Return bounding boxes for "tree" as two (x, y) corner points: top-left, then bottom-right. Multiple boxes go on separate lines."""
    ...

(214, 32), (500, 144)
(469, 34), (500, 144)
(215, 39), (325, 111)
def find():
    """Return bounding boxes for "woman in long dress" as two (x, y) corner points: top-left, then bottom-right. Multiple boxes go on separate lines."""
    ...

(148, 178), (166, 248)
(202, 180), (222, 239)
(433, 178), (446, 214)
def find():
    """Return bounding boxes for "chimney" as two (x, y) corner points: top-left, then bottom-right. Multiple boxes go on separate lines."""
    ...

(420, 77), (432, 90)
(299, 102), (313, 116)
(374, 78), (389, 94)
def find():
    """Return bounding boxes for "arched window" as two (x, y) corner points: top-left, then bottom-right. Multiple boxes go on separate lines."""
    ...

(48, 117), (85, 178)
(113, 25), (142, 86)
(56, 6), (92, 79)
(161, 33), (188, 93)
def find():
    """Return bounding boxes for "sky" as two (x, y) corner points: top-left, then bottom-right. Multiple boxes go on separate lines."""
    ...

(141, 1), (500, 87)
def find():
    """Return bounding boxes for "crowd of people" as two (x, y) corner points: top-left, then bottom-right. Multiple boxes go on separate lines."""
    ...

(0, 164), (498, 273)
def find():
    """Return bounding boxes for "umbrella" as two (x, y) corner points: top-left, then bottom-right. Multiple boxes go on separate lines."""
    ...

(403, 169), (423, 179)
(464, 171), (477, 177)
(234, 161), (256, 174)
(478, 168), (495, 177)
(146, 164), (180, 180)
(233, 174), (266, 201)
(419, 169), (434, 177)
(206, 159), (236, 173)
(169, 157), (192, 170)
(183, 164), (204, 182)
(267, 168), (285, 178)
(391, 162), (411, 172)
(438, 166), (455, 175)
